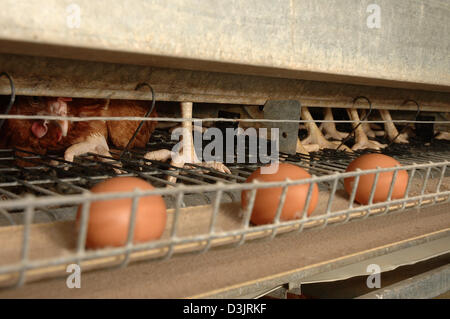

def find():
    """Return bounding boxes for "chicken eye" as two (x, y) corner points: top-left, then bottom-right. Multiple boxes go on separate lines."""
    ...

(30, 96), (41, 107)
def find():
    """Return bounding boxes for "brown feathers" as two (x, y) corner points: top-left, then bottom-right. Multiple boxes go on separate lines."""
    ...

(0, 97), (157, 165)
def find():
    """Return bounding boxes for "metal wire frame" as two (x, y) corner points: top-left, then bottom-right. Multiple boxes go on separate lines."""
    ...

(119, 82), (156, 159)
(388, 99), (421, 145)
(1, 113), (449, 124)
(0, 157), (448, 288)
(0, 103), (449, 288)
(1, 135), (449, 201)
(0, 68), (448, 290)
(1, 142), (448, 198)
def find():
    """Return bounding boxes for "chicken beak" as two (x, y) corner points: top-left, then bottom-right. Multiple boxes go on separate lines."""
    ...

(48, 98), (70, 138)
(56, 120), (68, 137)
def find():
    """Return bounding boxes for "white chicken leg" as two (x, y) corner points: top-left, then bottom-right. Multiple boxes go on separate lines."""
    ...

(379, 109), (409, 143)
(144, 102), (230, 184)
(320, 108), (347, 140)
(360, 109), (384, 138)
(435, 131), (450, 140)
(347, 109), (387, 151)
(296, 138), (319, 154)
(434, 113), (450, 140)
(301, 107), (351, 151)
(64, 133), (123, 173)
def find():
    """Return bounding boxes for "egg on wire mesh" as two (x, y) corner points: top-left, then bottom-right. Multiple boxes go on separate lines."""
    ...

(241, 163), (319, 225)
(76, 177), (167, 249)
(344, 154), (409, 205)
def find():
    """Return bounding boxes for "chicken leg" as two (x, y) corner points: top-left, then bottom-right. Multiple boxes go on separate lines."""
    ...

(347, 108), (387, 151)
(145, 102), (230, 184)
(434, 113), (450, 140)
(319, 108), (347, 140)
(379, 109), (409, 143)
(436, 131), (450, 140)
(296, 138), (319, 154)
(64, 132), (123, 173)
(360, 109), (384, 138)
(301, 107), (351, 151)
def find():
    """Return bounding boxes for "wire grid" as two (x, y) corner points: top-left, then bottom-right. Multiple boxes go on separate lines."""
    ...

(0, 127), (450, 288)
(2, 113), (450, 124)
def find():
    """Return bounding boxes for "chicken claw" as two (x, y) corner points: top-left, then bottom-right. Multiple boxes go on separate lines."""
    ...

(360, 109), (384, 138)
(296, 138), (319, 154)
(379, 109), (409, 144)
(351, 139), (387, 151)
(144, 149), (230, 176)
(144, 149), (173, 162)
(347, 108), (387, 151)
(301, 107), (352, 152)
(64, 134), (123, 173)
(145, 102), (231, 185)
(363, 123), (385, 138)
(165, 153), (230, 185)
(320, 108), (348, 140)
(390, 132), (409, 144)
(435, 131), (450, 141)
(186, 161), (231, 174)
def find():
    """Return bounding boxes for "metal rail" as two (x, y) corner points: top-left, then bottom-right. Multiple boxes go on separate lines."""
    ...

(0, 1), (449, 92)
(1, 54), (450, 112)
(356, 264), (450, 299)
(1, 113), (450, 124)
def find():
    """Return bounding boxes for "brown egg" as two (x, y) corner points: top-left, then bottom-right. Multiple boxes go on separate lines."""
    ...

(241, 163), (319, 225)
(344, 154), (409, 205)
(76, 177), (167, 249)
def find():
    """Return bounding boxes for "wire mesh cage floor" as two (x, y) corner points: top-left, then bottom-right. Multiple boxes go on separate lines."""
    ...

(1, 130), (449, 223)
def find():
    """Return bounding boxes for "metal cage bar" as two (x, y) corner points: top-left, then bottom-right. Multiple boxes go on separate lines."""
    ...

(0, 160), (447, 283)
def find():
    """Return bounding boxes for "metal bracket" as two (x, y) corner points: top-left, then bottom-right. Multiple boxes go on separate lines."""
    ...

(263, 100), (301, 155)
(356, 264), (450, 299)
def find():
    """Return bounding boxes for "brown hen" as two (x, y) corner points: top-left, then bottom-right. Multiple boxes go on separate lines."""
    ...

(0, 97), (157, 167)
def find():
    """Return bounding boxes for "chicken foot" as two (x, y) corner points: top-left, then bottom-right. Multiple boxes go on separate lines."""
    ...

(379, 109), (409, 143)
(296, 138), (319, 154)
(144, 102), (230, 185)
(319, 108), (347, 140)
(347, 108), (387, 151)
(435, 131), (450, 140)
(64, 133), (123, 173)
(301, 107), (351, 151)
(360, 109), (384, 138)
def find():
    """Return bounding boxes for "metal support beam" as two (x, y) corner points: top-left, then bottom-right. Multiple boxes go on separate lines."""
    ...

(356, 264), (450, 299)
(1, 54), (450, 112)
(263, 100), (301, 154)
